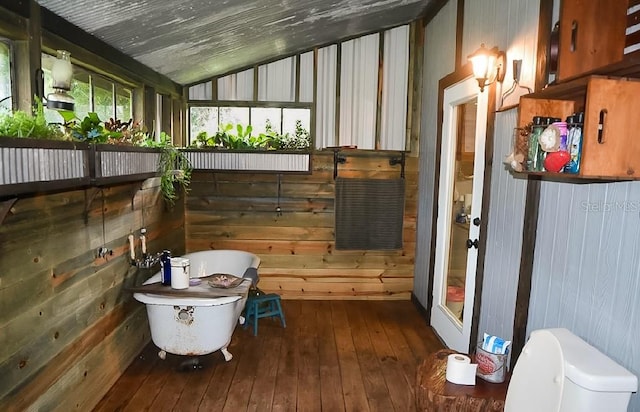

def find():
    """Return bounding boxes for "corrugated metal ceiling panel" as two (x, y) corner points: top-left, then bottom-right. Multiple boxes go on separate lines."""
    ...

(36, 0), (436, 85)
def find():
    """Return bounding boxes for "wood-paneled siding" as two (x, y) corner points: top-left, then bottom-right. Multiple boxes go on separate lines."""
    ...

(0, 181), (185, 411)
(186, 151), (418, 300)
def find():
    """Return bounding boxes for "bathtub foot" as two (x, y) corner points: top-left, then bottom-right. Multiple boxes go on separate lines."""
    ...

(158, 350), (167, 360)
(238, 315), (246, 325)
(221, 347), (233, 362)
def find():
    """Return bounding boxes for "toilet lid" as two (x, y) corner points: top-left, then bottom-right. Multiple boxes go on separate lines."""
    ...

(505, 330), (564, 412)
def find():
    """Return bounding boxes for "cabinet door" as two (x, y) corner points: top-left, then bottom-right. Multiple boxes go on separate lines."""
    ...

(557, 0), (628, 81)
(581, 77), (640, 178)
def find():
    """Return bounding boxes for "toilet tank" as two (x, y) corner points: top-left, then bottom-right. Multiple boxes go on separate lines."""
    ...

(550, 328), (638, 412)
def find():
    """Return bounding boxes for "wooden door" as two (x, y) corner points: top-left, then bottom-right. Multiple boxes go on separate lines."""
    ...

(431, 75), (489, 352)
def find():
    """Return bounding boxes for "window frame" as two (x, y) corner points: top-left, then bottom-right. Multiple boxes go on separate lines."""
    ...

(0, 38), (15, 111)
(187, 100), (313, 149)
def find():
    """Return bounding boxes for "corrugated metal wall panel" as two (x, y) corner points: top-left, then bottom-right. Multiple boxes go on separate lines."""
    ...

(98, 151), (160, 178)
(477, 109), (527, 342)
(528, 180), (640, 410)
(185, 152), (310, 172)
(299, 51), (314, 103)
(463, 0), (540, 108)
(258, 57), (296, 102)
(339, 33), (379, 150)
(188, 81), (212, 100)
(414, 0), (458, 308)
(0, 147), (87, 184)
(457, 0), (538, 343)
(315, 45), (338, 149)
(380, 25), (409, 151)
(217, 68), (254, 100)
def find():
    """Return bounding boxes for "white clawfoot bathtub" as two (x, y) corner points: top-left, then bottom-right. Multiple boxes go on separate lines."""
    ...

(133, 250), (260, 361)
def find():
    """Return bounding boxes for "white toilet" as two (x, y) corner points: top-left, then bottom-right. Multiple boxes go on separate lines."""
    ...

(505, 328), (638, 412)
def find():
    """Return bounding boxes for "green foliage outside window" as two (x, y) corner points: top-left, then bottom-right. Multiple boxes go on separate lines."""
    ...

(191, 119), (310, 150)
(189, 106), (311, 150)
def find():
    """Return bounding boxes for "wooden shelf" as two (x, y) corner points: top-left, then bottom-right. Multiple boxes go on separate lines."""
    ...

(517, 76), (640, 180)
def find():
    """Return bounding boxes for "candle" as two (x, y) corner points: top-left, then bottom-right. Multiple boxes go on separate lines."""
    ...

(128, 234), (135, 260)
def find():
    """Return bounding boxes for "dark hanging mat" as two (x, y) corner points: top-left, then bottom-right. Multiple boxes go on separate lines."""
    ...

(334, 177), (404, 250)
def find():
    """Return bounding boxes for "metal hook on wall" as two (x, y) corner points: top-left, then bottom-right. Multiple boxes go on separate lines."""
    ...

(389, 152), (406, 179)
(333, 150), (347, 179)
(276, 173), (283, 216)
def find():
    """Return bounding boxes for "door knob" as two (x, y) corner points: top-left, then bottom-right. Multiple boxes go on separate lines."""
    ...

(473, 217), (481, 226)
(466, 238), (479, 249)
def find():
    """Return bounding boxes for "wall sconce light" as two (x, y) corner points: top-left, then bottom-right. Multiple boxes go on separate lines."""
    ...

(46, 50), (75, 111)
(467, 44), (506, 92)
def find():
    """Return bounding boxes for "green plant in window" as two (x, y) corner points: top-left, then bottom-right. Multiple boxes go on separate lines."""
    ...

(104, 118), (150, 145)
(191, 119), (309, 151)
(212, 123), (235, 148)
(192, 130), (215, 148)
(0, 97), (64, 139)
(60, 111), (117, 143)
(278, 120), (311, 150)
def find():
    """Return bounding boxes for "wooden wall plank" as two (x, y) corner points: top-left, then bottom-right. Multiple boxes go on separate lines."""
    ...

(0, 179), (185, 410)
(186, 152), (418, 300)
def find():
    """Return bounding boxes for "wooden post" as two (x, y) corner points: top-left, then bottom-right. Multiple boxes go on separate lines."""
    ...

(13, 0), (41, 111)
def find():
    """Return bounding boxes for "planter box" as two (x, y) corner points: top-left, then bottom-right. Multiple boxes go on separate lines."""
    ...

(0, 140), (311, 198)
(182, 149), (311, 173)
(91, 144), (160, 185)
(0, 137), (90, 197)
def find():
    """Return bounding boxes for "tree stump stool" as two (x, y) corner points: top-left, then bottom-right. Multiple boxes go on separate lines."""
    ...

(416, 349), (509, 412)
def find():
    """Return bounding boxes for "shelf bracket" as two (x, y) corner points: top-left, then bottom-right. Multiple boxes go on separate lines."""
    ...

(83, 187), (101, 224)
(0, 198), (18, 226)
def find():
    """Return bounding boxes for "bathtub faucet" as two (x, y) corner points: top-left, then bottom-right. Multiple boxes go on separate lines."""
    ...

(133, 251), (163, 268)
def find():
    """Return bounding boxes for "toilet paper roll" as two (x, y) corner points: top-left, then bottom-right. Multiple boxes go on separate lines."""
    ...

(445, 354), (478, 385)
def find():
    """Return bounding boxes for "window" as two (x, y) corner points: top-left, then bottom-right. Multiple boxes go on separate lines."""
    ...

(0, 40), (12, 112)
(41, 53), (133, 124)
(93, 76), (114, 121)
(219, 107), (249, 128)
(252, 107), (281, 135)
(188, 104), (312, 149)
(190, 106), (218, 139)
(115, 85), (132, 120)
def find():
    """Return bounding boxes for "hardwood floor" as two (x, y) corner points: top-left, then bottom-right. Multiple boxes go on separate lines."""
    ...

(94, 300), (444, 412)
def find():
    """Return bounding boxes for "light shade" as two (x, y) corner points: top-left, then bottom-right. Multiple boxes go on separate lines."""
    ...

(46, 50), (75, 111)
(468, 44), (505, 92)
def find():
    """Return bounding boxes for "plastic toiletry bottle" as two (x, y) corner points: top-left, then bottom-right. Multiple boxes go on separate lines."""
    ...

(528, 116), (544, 171)
(554, 120), (568, 152)
(160, 250), (172, 286)
(536, 117), (555, 172)
(564, 112), (584, 173)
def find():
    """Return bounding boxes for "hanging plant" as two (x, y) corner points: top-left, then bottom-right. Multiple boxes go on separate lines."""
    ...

(154, 132), (192, 206)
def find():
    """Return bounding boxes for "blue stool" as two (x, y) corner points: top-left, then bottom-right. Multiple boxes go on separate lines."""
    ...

(244, 292), (286, 336)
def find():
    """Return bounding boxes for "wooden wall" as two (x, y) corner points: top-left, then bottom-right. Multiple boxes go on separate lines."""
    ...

(186, 151), (418, 300)
(0, 180), (185, 411)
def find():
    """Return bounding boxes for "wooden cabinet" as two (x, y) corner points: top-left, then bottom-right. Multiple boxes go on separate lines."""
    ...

(557, 0), (630, 81)
(518, 76), (640, 179)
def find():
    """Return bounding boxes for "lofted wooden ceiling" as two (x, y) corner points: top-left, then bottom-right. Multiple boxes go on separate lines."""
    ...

(36, 0), (444, 86)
